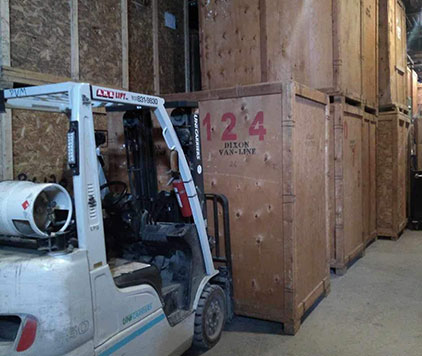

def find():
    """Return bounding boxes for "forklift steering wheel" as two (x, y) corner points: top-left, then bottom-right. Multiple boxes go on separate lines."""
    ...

(100, 181), (128, 209)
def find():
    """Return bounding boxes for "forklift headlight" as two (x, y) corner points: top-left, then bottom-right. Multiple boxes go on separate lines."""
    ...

(67, 130), (76, 165)
(67, 121), (79, 175)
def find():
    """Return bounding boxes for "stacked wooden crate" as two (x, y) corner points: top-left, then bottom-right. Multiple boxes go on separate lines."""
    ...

(377, 0), (409, 238)
(198, 0), (379, 274)
(0, 0), (186, 183)
(167, 82), (330, 335)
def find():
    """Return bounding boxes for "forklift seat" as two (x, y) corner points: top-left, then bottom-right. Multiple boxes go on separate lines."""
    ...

(110, 259), (162, 296)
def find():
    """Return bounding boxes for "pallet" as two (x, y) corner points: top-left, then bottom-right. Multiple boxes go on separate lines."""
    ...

(377, 220), (407, 241)
(379, 103), (410, 116)
(331, 244), (365, 276)
(364, 103), (378, 116)
(328, 91), (364, 108)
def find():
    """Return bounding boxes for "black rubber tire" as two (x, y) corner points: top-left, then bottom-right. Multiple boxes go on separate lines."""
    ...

(193, 284), (226, 350)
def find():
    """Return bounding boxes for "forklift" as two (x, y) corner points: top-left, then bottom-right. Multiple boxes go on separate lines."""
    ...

(0, 83), (232, 356)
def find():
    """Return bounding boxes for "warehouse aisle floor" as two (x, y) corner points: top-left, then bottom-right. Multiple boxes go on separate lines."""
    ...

(202, 230), (422, 356)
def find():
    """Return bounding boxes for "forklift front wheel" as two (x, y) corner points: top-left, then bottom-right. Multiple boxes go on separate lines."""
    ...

(193, 284), (226, 350)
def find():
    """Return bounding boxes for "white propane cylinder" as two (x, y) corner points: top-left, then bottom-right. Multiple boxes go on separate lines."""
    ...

(0, 181), (73, 238)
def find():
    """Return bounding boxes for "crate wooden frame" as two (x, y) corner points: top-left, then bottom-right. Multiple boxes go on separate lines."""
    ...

(362, 110), (378, 247)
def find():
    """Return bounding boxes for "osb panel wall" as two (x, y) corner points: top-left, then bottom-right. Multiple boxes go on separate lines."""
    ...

(9, 0), (71, 77)
(199, 0), (261, 90)
(158, 0), (185, 94)
(13, 110), (108, 190)
(12, 110), (70, 188)
(79, 0), (122, 88)
(128, 0), (154, 94)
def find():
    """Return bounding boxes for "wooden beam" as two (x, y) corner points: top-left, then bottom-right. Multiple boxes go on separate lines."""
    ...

(121, 0), (129, 89)
(184, 0), (191, 92)
(152, 0), (160, 94)
(0, 0), (10, 67)
(70, 0), (79, 80)
(0, 109), (13, 180)
(0, 0), (12, 180)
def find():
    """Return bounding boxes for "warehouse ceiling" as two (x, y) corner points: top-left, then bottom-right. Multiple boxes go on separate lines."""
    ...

(405, 0), (422, 77)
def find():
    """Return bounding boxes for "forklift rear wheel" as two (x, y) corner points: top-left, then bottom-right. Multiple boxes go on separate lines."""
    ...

(193, 284), (226, 350)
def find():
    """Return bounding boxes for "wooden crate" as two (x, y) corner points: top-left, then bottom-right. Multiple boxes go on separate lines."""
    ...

(167, 82), (330, 334)
(379, 0), (407, 109)
(377, 110), (410, 239)
(362, 111), (378, 246)
(330, 99), (364, 274)
(199, 0), (378, 105)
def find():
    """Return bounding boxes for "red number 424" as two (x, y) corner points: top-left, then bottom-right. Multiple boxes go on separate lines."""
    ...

(202, 111), (267, 141)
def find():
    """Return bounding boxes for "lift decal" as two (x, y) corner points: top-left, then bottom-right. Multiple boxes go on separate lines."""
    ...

(122, 303), (153, 325)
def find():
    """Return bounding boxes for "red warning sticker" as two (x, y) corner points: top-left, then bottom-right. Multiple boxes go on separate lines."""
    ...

(22, 200), (29, 210)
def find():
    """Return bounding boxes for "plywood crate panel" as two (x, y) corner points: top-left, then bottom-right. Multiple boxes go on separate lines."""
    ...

(185, 82), (330, 334)
(379, 0), (407, 109)
(362, 111), (378, 246)
(362, 0), (379, 109)
(377, 110), (410, 239)
(331, 101), (364, 273)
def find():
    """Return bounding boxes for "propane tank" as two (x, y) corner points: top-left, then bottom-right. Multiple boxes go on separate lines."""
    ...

(0, 181), (73, 238)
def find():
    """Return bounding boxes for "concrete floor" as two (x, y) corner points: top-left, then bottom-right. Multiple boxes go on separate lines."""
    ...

(204, 229), (422, 356)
